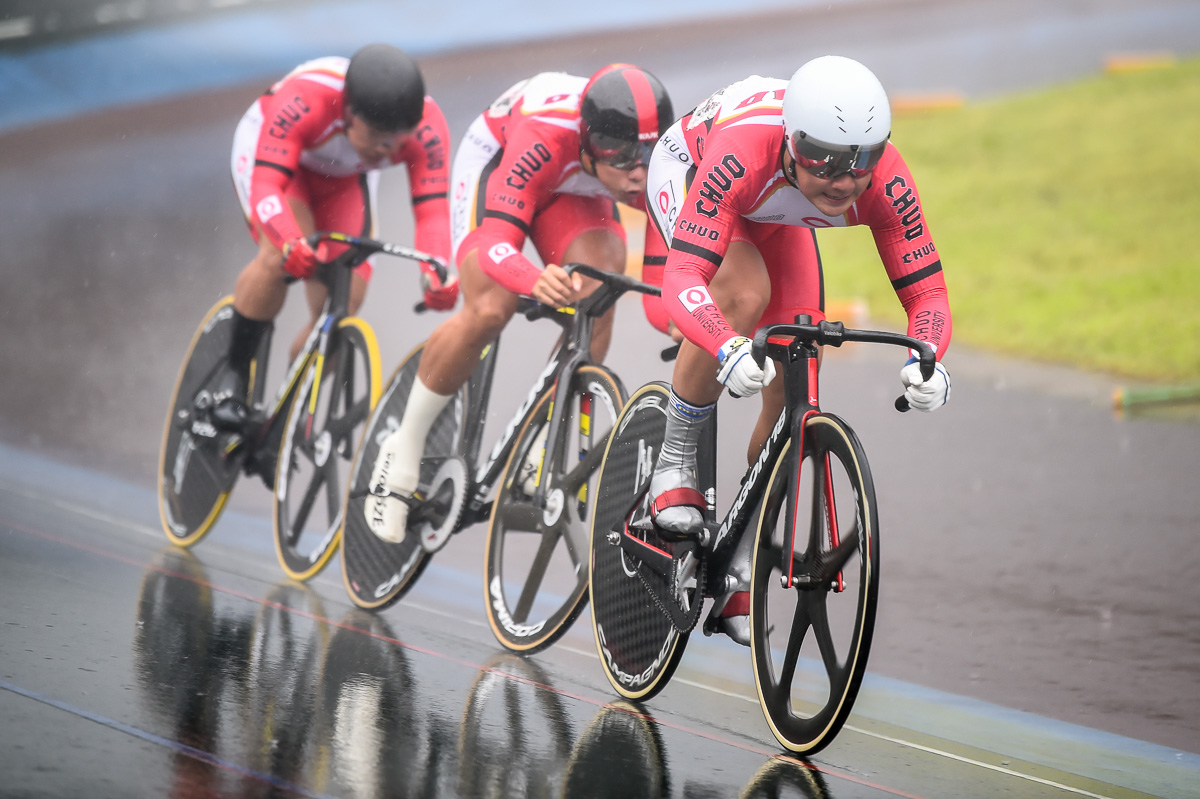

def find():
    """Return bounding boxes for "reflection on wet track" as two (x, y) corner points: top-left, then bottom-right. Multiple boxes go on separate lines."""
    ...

(4, 0), (1200, 796)
(124, 547), (853, 798)
(2, 485), (1194, 797)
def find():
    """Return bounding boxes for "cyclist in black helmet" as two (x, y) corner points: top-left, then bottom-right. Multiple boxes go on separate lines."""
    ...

(361, 64), (676, 544)
(344, 42), (427, 133)
(215, 44), (456, 430)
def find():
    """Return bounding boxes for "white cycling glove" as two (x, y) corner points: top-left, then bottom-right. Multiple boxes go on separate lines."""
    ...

(716, 336), (776, 398)
(899, 359), (951, 412)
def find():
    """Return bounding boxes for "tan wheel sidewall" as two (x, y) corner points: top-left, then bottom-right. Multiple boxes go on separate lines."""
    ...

(158, 295), (237, 547)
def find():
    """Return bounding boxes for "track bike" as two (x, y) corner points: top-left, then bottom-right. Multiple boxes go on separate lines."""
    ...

(158, 231), (447, 581)
(341, 263), (663, 653)
(588, 317), (937, 754)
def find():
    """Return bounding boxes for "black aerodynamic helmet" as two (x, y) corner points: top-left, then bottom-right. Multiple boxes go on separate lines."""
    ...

(344, 43), (426, 132)
(580, 63), (673, 169)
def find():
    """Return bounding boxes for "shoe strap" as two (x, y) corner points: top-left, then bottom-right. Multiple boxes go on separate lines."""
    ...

(651, 487), (706, 519)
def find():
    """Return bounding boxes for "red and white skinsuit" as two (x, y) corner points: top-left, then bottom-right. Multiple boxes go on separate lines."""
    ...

(231, 55), (452, 278)
(643, 75), (951, 359)
(450, 71), (650, 292)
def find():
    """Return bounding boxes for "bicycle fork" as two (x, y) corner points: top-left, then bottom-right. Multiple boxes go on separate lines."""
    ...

(779, 340), (852, 593)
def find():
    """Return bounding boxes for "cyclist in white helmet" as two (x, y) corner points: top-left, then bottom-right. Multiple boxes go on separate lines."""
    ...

(639, 55), (953, 645)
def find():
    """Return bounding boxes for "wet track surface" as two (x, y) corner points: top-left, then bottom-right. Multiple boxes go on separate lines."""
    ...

(7, 481), (1198, 799)
(3, 0), (1200, 796)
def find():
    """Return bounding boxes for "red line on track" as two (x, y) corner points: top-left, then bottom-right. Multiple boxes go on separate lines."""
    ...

(3, 516), (928, 799)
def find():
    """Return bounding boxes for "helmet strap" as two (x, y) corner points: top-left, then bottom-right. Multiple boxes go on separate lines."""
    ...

(579, 149), (597, 176)
(781, 144), (800, 189)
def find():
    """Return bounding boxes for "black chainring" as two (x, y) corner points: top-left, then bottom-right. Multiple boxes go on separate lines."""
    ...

(629, 533), (706, 634)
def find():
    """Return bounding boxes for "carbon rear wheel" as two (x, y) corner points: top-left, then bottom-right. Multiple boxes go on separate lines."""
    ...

(341, 342), (466, 610)
(588, 382), (692, 701)
(484, 365), (624, 653)
(750, 413), (879, 755)
(158, 296), (270, 547)
(274, 318), (381, 581)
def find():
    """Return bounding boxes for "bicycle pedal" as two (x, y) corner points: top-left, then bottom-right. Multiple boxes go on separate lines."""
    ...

(654, 522), (710, 547)
(700, 605), (725, 638)
(244, 450), (278, 486)
(369, 484), (420, 508)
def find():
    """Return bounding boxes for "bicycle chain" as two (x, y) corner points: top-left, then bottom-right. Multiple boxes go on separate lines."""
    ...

(633, 546), (706, 634)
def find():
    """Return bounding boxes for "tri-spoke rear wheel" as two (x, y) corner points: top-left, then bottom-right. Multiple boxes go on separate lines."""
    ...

(274, 318), (381, 581)
(750, 413), (879, 754)
(484, 365), (624, 652)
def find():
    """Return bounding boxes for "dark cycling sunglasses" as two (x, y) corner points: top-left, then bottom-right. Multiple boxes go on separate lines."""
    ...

(587, 133), (655, 170)
(789, 130), (887, 179)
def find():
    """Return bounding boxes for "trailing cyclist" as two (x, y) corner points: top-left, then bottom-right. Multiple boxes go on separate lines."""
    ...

(641, 55), (954, 645)
(363, 63), (675, 543)
(215, 43), (457, 430)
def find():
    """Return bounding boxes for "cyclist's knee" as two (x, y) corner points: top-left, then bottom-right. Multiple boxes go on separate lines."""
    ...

(711, 242), (770, 330)
(563, 228), (625, 276)
(462, 292), (516, 340)
(234, 242), (290, 318)
(716, 282), (769, 333)
(248, 234), (288, 276)
(747, 384), (784, 463)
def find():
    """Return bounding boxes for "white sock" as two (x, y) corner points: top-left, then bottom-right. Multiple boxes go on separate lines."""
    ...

(364, 376), (452, 543)
(650, 390), (714, 534)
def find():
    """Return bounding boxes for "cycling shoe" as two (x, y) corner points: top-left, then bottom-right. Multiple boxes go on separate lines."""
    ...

(207, 367), (251, 433)
(649, 465), (705, 536)
(364, 430), (420, 544)
(711, 590), (751, 646)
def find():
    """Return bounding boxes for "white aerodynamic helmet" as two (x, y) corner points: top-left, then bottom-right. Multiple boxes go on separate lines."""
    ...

(781, 55), (891, 178)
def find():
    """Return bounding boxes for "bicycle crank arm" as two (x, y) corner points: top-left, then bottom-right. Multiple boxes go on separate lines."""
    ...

(460, 501), (493, 529)
(616, 527), (675, 579)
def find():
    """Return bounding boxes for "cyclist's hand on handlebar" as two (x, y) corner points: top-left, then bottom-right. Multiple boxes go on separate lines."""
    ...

(717, 336), (776, 398)
(899, 358), (951, 412)
(282, 237), (326, 279)
(420, 261), (459, 311)
(531, 263), (583, 308)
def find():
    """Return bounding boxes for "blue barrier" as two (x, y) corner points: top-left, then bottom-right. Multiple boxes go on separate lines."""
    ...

(0, 0), (803, 134)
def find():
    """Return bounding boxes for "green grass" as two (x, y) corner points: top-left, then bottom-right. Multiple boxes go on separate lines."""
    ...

(816, 56), (1200, 382)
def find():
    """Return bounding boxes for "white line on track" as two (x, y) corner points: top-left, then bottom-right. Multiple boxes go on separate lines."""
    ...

(398, 594), (1120, 798)
(5, 482), (1123, 799)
